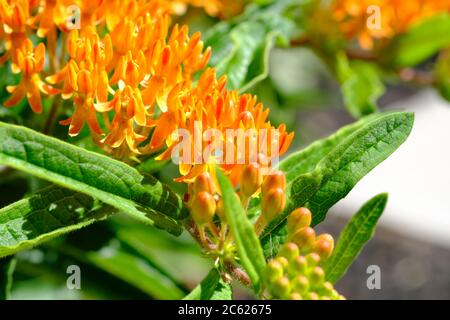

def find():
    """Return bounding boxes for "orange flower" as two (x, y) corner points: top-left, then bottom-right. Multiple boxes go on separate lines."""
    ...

(0, 0), (293, 186)
(0, 0), (30, 66)
(168, 0), (245, 18)
(4, 39), (58, 113)
(331, 0), (450, 50)
(155, 69), (294, 184)
(99, 84), (147, 154)
(59, 69), (104, 136)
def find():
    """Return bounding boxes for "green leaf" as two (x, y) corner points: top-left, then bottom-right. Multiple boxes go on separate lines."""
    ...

(435, 49), (450, 102)
(259, 114), (382, 257)
(279, 113), (382, 184)
(0, 185), (112, 258)
(0, 256), (16, 299)
(0, 122), (187, 235)
(385, 13), (450, 68)
(260, 112), (414, 257)
(307, 112), (413, 226)
(325, 193), (388, 283)
(337, 52), (384, 119)
(58, 240), (186, 300)
(216, 169), (266, 291)
(183, 268), (232, 300)
(205, 0), (295, 91)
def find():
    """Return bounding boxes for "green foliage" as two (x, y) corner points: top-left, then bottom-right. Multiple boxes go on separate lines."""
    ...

(279, 114), (382, 183)
(0, 185), (110, 258)
(216, 169), (266, 292)
(325, 193), (388, 283)
(59, 241), (186, 299)
(436, 49), (450, 102)
(306, 112), (413, 226)
(183, 268), (232, 300)
(385, 13), (450, 68)
(0, 256), (16, 300)
(336, 52), (384, 119)
(204, 0), (295, 91)
(0, 122), (186, 235)
(260, 112), (414, 257)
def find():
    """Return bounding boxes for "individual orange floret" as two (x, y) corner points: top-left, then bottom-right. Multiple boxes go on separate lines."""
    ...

(0, 0), (30, 66)
(99, 84), (147, 154)
(59, 69), (104, 136)
(4, 39), (59, 113)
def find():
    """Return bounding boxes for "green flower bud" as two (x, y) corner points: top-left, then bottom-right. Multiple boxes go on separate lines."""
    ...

(292, 275), (309, 294)
(274, 256), (289, 269)
(320, 281), (335, 297)
(191, 191), (216, 225)
(289, 292), (303, 300)
(309, 266), (325, 285)
(265, 260), (284, 283)
(305, 253), (321, 267)
(271, 276), (291, 299)
(291, 227), (316, 251)
(287, 255), (307, 276)
(305, 292), (319, 300)
(262, 188), (286, 222)
(216, 198), (226, 222)
(240, 163), (262, 198)
(278, 242), (299, 262)
(287, 207), (312, 234)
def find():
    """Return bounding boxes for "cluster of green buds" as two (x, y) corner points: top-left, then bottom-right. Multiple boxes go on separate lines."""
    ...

(263, 207), (345, 300)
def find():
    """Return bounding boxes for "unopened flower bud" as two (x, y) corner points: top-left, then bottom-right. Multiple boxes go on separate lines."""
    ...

(314, 234), (334, 260)
(291, 227), (315, 251)
(271, 276), (291, 299)
(309, 266), (325, 285)
(191, 191), (216, 225)
(292, 275), (309, 294)
(305, 292), (319, 300)
(321, 282), (335, 297)
(216, 198), (226, 222)
(278, 242), (299, 262)
(265, 260), (284, 283)
(274, 256), (289, 269)
(305, 253), (321, 267)
(288, 255), (307, 276)
(193, 172), (213, 194)
(287, 207), (312, 234)
(240, 164), (262, 198)
(289, 292), (303, 300)
(262, 188), (286, 221)
(262, 170), (286, 195)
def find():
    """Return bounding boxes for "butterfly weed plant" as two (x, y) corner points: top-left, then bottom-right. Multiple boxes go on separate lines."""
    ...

(5, 0), (450, 300)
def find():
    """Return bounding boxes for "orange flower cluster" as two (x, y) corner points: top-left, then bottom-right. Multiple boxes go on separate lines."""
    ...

(0, 0), (293, 184)
(331, 0), (450, 49)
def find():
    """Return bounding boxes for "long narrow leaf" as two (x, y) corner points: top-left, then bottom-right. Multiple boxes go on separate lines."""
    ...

(325, 193), (388, 283)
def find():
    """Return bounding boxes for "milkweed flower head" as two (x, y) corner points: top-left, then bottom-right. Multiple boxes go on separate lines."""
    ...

(0, 0), (293, 185)
(331, 0), (450, 50)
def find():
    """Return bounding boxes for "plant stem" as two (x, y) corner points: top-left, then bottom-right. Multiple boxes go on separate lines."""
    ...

(224, 262), (251, 288)
(43, 97), (61, 135)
